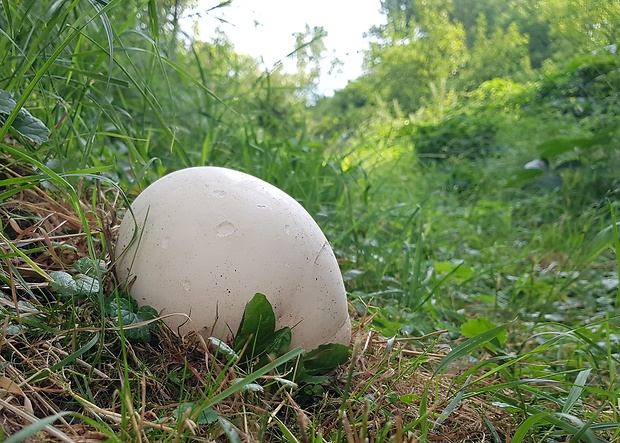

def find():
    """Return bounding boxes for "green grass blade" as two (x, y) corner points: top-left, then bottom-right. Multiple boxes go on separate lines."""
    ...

(0, 0), (119, 139)
(3, 411), (73, 443)
(86, 0), (114, 72)
(433, 374), (471, 428)
(609, 201), (620, 308)
(552, 412), (605, 443)
(433, 323), (511, 375)
(147, 0), (160, 40)
(511, 412), (548, 443)
(218, 417), (242, 443)
(1, 0), (12, 33)
(202, 346), (303, 410)
(562, 368), (591, 414)
(0, 231), (51, 281)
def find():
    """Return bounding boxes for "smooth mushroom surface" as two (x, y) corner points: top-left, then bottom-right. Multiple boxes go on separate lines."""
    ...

(115, 166), (351, 350)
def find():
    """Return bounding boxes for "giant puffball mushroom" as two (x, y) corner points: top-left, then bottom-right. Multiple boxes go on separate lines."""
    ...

(115, 167), (351, 350)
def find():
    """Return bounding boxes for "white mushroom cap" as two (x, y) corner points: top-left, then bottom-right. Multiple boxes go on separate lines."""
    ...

(115, 167), (351, 350)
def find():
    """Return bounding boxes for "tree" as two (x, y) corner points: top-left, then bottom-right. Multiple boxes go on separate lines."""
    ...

(364, 0), (468, 112)
(539, 0), (620, 60)
(505, 0), (552, 68)
(451, 0), (507, 46)
(460, 16), (533, 90)
(291, 25), (327, 98)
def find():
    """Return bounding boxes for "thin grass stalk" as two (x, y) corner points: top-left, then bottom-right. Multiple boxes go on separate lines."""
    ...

(608, 201), (620, 308)
(0, 0), (119, 138)
(1, 411), (74, 443)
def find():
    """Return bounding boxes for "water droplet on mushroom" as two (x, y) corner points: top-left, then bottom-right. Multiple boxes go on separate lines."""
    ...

(285, 224), (290, 235)
(216, 221), (236, 237)
(161, 236), (170, 249)
(182, 280), (191, 291)
(257, 204), (268, 209)
(212, 190), (226, 198)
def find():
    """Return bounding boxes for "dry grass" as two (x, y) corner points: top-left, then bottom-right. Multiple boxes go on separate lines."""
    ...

(0, 154), (515, 442)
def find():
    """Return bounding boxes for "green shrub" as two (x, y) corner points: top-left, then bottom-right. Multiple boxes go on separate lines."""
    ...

(411, 110), (501, 160)
(537, 53), (620, 118)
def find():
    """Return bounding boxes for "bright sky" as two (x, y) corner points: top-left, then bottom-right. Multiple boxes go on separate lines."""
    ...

(182, 1), (385, 95)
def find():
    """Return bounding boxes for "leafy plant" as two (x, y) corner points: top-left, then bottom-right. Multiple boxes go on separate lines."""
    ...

(0, 89), (50, 144)
(411, 110), (500, 160)
(48, 258), (158, 341)
(49, 270), (100, 298)
(233, 293), (284, 360)
(232, 293), (351, 388)
(49, 257), (106, 298)
(173, 402), (219, 425)
(106, 296), (159, 342)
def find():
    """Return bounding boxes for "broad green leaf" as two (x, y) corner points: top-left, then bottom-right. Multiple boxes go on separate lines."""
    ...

(49, 271), (99, 297)
(399, 394), (420, 404)
(4, 325), (23, 335)
(11, 109), (50, 144)
(537, 132), (612, 158)
(0, 90), (50, 144)
(107, 297), (158, 342)
(230, 378), (264, 392)
(302, 343), (352, 376)
(0, 90), (16, 114)
(74, 274), (100, 295)
(343, 269), (364, 281)
(49, 271), (77, 297)
(173, 403), (218, 425)
(461, 318), (507, 348)
(233, 293), (276, 357)
(257, 327), (293, 368)
(433, 260), (474, 282)
(73, 257), (107, 277)
(303, 383), (325, 396)
(273, 377), (297, 389)
(298, 374), (332, 385)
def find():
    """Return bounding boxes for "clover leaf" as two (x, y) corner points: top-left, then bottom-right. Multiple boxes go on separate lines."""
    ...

(49, 271), (100, 297)
(73, 257), (107, 277)
(107, 297), (158, 342)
